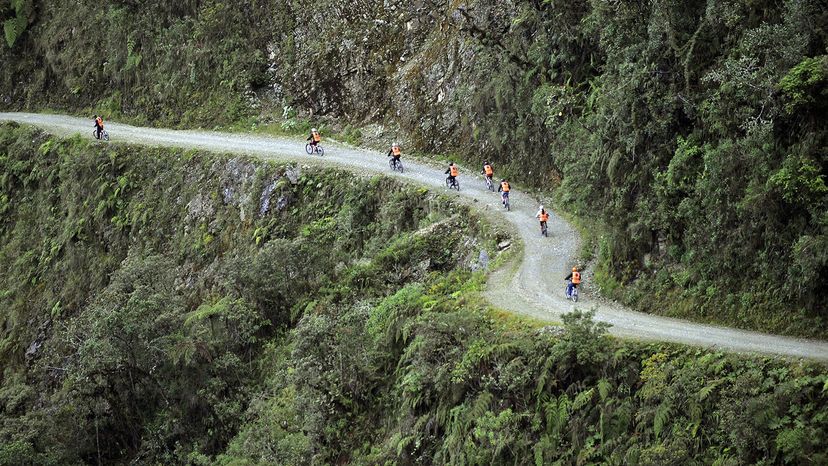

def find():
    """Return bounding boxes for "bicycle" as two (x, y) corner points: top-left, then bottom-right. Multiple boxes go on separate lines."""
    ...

(446, 177), (460, 191)
(389, 157), (404, 173)
(541, 221), (548, 237)
(305, 143), (324, 156)
(92, 128), (109, 141)
(501, 192), (510, 211)
(484, 176), (494, 192)
(565, 280), (579, 302)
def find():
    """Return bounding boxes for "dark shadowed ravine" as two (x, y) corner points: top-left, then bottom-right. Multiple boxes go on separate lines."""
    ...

(3, 112), (827, 361)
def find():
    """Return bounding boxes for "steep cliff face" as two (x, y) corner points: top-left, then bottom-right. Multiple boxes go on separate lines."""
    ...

(2, 125), (828, 466)
(0, 1), (558, 171)
(267, 0), (559, 171)
(0, 123), (501, 463)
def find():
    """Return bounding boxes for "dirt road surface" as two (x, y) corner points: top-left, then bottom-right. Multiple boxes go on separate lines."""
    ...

(3, 112), (826, 361)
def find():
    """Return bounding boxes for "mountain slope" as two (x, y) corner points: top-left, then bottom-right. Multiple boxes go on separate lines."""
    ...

(4, 112), (826, 360)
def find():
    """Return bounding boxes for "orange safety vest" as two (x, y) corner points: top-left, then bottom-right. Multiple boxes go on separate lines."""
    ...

(392, 146), (401, 156)
(539, 212), (549, 222)
(450, 165), (459, 177)
(501, 181), (510, 192)
(484, 164), (493, 176)
(572, 271), (581, 284)
(96, 117), (103, 128)
(312, 132), (321, 142)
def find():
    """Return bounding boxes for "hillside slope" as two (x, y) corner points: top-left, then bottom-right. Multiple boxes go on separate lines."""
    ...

(4, 112), (828, 362)
(2, 123), (828, 465)
(2, 0), (826, 336)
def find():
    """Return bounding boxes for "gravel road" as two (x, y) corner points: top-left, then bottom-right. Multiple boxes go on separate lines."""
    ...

(3, 112), (827, 361)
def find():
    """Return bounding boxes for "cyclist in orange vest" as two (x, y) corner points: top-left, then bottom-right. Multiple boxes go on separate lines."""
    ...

(387, 142), (402, 166)
(498, 178), (511, 206)
(565, 266), (581, 299)
(93, 115), (104, 139)
(307, 128), (322, 148)
(445, 162), (459, 186)
(481, 161), (494, 182)
(536, 206), (550, 234)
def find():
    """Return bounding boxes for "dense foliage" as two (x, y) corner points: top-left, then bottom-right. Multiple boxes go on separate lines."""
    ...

(0, 124), (496, 463)
(2, 125), (828, 465)
(2, 0), (825, 336)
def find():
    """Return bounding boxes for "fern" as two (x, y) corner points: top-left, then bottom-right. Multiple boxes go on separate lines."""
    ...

(184, 297), (232, 326)
(597, 378), (612, 401)
(545, 394), (571, 439)
(4, 18), (22, 48)
(395, 433), (416, 456)
(653, 401), (673, 438)
(698, 378), (721, 402)
(4, 0), (30, 48)
(687, 399), (703, 438)
(467, 391), (494, 428)
(535, 355), (557, 398)
(572, 388), (595, 411)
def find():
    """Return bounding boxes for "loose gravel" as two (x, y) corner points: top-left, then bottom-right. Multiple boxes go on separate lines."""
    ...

(3, 112), (827, 361)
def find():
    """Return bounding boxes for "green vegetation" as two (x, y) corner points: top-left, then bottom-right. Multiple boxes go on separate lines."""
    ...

(2, 0), (825, 336)
(2, 124), (828, 465)
(0, 123), (498, 463)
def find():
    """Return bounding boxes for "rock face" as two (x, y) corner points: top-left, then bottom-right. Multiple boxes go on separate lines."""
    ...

(1, 0), (554, 185)
(267, 1), (545, 166)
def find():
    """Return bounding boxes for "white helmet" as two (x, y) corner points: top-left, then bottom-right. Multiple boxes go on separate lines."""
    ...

(392, 142), (400, 147)
(311, 128), (318, 132)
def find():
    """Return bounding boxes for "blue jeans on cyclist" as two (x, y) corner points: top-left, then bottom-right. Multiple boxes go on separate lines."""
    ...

(566, 280), (578, 298)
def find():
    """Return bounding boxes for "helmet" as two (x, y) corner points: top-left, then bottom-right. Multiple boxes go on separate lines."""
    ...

(572, 267), (577, 272)
(449, 162), (454, 165)
(501, 178), (506, 182)
(311, 128), (318, 132)
(483, 161), (489, 165)
(392, 142), (399, 147)
(539, 205), (544, 210)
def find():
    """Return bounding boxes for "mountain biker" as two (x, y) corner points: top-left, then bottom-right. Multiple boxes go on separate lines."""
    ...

(481, 161), (494, 184)
(387, 142), (402, 167)
(536, 206), (550, 233)
(565, 266), (581, 299)
(445, 162), (459, 186)
(307, 128), (321, 148)
(93, 115), (104, 140)
(498, 178), (511, 206)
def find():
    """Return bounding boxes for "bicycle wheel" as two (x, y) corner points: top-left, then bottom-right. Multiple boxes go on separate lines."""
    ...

(305, 144), (313, 154)
(397, 162), (404, 173)
(316, 145), (324, 156)
(102, 131), (109, 141)
(506, 199), (510, 211)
